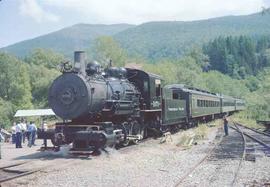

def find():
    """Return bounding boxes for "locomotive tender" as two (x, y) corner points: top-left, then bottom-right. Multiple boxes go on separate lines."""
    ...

(47, 51), (245, 151)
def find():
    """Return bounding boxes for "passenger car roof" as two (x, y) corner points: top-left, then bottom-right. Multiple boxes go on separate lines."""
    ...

(164, 84), (220, 98)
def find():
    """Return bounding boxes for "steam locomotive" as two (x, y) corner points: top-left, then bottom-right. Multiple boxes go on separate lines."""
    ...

(46, 51), (245, 152)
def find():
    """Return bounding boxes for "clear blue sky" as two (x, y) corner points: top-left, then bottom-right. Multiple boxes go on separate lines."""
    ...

(0, 0), (269, 48)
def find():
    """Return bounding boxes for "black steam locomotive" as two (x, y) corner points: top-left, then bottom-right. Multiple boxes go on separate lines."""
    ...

(47, 51), (245, 152)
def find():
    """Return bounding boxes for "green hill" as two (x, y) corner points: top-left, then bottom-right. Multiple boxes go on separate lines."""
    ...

(1, 24), (134, 57)
(1, 12), (270, 60)
(115, 13), (270, 60)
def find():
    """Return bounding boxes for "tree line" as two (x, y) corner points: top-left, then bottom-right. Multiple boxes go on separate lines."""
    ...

(0, 49), (63, 128)
(203, 35), (270, 79)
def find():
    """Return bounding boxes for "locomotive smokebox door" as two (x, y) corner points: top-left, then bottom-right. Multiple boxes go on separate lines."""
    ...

(48, 73), (91, 120)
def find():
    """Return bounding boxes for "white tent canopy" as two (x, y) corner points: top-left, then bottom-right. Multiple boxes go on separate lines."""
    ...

(14, 109), (55, 117)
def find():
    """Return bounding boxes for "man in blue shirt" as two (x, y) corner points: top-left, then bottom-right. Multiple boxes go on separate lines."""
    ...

(28, 121), (37, 147)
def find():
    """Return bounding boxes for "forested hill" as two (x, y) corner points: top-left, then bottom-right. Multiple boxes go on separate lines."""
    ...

(1, 11), (270, 59)
(1, 24), (134, 57)
(115, 12), (270, 60)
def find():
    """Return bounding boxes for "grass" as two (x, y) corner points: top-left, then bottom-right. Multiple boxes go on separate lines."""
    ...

(176, 134), (192, 148)
(231, 111), (264, 130)
(176, 120), (221, 148)
(193, 125), (209, 142)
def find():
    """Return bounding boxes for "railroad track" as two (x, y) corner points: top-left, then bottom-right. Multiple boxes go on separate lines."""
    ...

(232, 122), (270, 156)
(175, 126), (246, 187)
(174, 130), (223, 186)
(228, 121), (270, 186)
(0, 161), (41, 184)
(243, 126), (270, 154)
(230, 123), (246, 186)
(236, 122), (270, 137)
(0, 158), (84, 186)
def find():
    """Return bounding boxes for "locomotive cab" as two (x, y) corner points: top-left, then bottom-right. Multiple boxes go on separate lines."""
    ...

(126, 68), (162, 110)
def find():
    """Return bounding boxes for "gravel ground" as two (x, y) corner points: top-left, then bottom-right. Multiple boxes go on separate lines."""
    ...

(180, 127), (270, 187)
(1, 125), (218, 187)
(180, 128), (243, 187)
(1, 123), (270, 187)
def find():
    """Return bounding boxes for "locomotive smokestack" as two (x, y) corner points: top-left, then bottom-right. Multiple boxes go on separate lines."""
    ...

(74, 51), (86, 74)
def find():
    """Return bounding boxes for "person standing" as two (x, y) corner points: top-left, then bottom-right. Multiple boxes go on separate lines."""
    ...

(15, 122), (22, 148)
(11, 122), (16, 144)
(26, 122), (30, 142)
(28, 121), (37, 147)
(20, 120), (27, 144)
(41, 120), (48, 147)
(223, 115), (229, 136)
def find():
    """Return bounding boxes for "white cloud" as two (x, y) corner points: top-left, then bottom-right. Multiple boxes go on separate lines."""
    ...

(19, 0), (59, 23)
(44, 0), (267, 24)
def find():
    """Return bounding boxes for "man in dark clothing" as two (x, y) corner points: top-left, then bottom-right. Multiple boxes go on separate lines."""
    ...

(223, 116), (229, 136)
(15, 122), (22, 148)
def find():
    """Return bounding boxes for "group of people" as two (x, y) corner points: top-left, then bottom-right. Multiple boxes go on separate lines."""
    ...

(11, 120), (37, 148)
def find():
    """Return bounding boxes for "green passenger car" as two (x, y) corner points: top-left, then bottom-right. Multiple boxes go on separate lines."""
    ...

(190, 92), (221, 118)
(221, 95), (236, 113)
(162, 84), (222, 125)
(162, 86), (187, 125)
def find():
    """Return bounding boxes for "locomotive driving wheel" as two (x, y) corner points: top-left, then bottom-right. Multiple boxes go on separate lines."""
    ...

(121, 122), (130, 146)
(131, 120), (144, 144)
(121, 120), (144, 146)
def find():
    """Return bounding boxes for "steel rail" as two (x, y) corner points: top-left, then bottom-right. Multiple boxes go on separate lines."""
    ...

(233, 123), (270, 149)
(230, 123), (246, 186)
(235, 122), (270, 137)
(174, 135), (222, 187)
(0, 169), (41, 183)
(0, 161), (30, 170)
(0, 161), (40, 184)
(241, 132), (270, 149)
